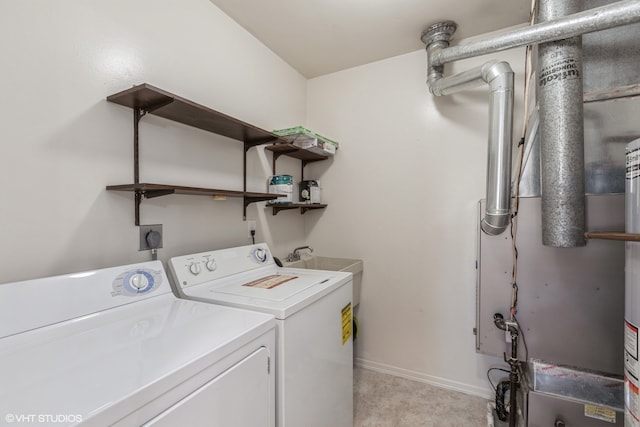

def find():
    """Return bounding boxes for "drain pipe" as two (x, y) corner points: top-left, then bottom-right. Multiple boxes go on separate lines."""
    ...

(423, 23), (514, 236)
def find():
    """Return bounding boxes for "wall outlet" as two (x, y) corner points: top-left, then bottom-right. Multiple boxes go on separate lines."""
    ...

(247, 220), (256, 239)
(139, 224), (163, 251)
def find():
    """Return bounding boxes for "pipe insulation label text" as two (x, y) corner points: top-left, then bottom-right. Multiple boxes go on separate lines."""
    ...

(539, 58), (580, 87)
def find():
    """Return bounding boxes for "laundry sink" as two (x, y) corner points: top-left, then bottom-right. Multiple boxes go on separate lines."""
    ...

(284, 256), (363, 307)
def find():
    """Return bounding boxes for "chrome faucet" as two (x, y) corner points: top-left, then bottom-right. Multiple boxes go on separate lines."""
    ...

(287, 246), (313, 262)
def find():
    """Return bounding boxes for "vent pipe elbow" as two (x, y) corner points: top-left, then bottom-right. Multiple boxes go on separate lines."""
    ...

(481, 213), (511, 236)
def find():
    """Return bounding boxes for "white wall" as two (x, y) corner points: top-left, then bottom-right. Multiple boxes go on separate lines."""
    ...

(306, 48), (526, 396)
(1, 0), (529, 398)
(0, 0), (308, 283)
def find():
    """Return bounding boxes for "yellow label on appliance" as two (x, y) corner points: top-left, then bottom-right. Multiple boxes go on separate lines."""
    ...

(341, 303), (352, 345)
(584, 404), (616, 423)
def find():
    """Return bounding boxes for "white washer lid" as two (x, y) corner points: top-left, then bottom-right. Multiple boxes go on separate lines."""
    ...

(0, 294), (274, 426)
(184, 267), (352, 319)
(215, 272), (331, 302)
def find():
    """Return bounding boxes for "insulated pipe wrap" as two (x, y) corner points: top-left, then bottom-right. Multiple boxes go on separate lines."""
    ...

(538, 0), (586, 247)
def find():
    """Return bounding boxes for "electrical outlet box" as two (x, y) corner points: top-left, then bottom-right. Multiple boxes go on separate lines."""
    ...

(139, 224), (163, 251)
(247, 220), (256, 239)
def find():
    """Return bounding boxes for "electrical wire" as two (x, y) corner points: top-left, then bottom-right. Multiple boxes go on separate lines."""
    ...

(487, 367), (511, 392)
(488, 1), (538, 413)
(509, 0), (537, 322)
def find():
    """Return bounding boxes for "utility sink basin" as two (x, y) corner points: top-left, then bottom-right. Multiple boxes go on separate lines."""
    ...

(284, 256), (363, 307)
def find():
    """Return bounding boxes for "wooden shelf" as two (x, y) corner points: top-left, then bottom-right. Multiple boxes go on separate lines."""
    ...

(585, 231), (640, 242)
(264, 143), (329, 163)
(106, 183), (278, 201)
(264, 143), (331, 215)
(108, 183), (281, 224)
(107, 84), (287, 147)
(105, 83), (299, 224)
(269, 203), (327, 215)
(106, 83), (332, 223)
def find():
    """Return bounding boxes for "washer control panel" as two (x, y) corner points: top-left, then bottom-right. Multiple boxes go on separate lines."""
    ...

(112, 267), (163, 297)
(169, 244), (275, 288)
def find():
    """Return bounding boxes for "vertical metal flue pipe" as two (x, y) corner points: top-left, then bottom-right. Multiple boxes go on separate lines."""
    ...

(538, 0), (586, 247)
(423, 23), (514, 235)
(483, 63), (514, 236)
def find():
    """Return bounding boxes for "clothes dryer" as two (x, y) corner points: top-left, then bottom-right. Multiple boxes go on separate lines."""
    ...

(0, 260), (275, 427)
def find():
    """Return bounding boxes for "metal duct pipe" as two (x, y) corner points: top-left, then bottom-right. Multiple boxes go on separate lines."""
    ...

(422, 1), (640, 246)
(423, 23), (514, 235)
(428, 0), (640, 66)
(538, 0), (586, 247)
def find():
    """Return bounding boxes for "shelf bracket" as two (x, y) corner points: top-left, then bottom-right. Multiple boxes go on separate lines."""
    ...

(270, 204), (327, 216)
(134, 191), (142, 226)
(133, 189), (176, 226)
(143, 189), (176, 199)
(133, 108), (145, 184)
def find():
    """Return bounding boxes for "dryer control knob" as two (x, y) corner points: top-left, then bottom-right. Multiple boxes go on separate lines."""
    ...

(189, 262), (201, 275)
(129, 273), (149, 290)
(205, 259), (217, 271)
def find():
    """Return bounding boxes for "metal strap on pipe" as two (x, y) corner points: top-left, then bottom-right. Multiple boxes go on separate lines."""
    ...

(430, 0), (640, 66)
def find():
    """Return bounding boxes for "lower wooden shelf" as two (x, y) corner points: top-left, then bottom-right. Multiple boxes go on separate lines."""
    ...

(268, 203), (327, 215)
(106, 183), (280, 224)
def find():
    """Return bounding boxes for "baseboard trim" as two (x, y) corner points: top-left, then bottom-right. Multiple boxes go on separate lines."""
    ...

(355, 357), (494, 400)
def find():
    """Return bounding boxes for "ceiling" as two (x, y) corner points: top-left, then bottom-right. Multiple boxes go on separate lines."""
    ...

(209, 0), (532, 78)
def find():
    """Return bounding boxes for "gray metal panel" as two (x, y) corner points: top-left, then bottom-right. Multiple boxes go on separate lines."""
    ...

(528, 391), (622, 426)
(519, 96), (638, 198)
(583, 0), (640, 93)
(476, 195), (624, 374)
(518, 3), (640, 198)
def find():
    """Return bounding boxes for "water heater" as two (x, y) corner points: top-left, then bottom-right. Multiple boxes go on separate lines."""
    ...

(625, 138), (640, 426)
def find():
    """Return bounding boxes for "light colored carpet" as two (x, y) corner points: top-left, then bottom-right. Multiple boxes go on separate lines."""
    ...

(354, 366), (489, 427)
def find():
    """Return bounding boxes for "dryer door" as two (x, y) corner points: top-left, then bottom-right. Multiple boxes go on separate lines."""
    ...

(144, 346), (272, 427)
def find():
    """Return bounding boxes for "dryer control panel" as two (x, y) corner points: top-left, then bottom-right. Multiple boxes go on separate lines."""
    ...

(112, 267), (163, 297)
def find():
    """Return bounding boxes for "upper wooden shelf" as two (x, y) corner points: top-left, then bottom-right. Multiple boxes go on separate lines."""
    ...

(107, 83), (286, 148)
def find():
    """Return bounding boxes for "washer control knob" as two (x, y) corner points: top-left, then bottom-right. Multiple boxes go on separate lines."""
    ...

(189, 262), (201, 275)
(205, 259), (217, 271)
(253, 248), (268, 263)
(129, 273), (149, 290)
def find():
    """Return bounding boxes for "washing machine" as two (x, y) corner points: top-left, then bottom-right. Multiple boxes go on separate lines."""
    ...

(0, 260), (276, 427)
(168, 243), (353, 427)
